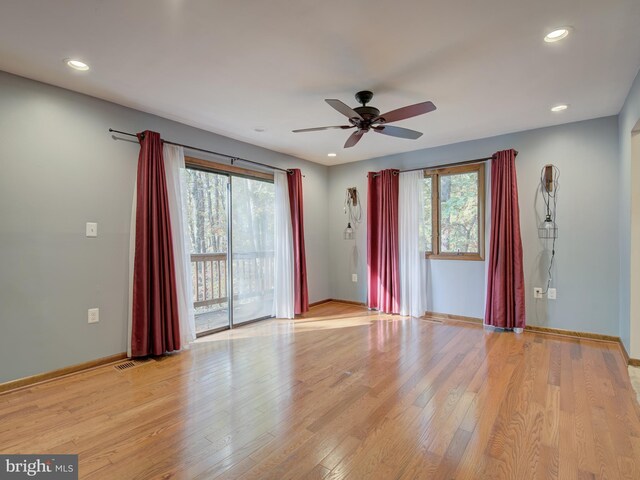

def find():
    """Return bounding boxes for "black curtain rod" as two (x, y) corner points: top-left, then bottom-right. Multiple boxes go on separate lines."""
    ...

(108, 128), (293, 174)
(370, 151), (519, 177)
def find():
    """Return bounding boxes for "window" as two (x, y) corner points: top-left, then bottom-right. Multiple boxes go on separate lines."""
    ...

(183, 156), (276, 335)
(423, 163), (485, 260)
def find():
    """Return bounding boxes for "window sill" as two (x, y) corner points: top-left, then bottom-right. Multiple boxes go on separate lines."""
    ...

(425, 253), (484, 261)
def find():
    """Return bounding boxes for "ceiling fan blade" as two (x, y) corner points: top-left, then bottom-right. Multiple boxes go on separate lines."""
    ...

(344, 130), (365, 148)
(292, 125), (354, 133)
(373, 125), (423, 140)
(374, 101), (436, 124)
(326, 99), (363, 120)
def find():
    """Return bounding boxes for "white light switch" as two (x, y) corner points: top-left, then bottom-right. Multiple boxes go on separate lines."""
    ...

(352, 273), (358, 283)
(548, 288), (557, 300)
(86, 222), (98, 237)
(88, 308), (99, 324)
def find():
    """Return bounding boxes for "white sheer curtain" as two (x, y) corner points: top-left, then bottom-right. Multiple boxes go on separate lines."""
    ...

(273, 171), (294, 318)
(399, 170), (427, 317)
(127, 184), (136, 357)
(231, 176), (275, 324)
(163, 144), (196, 348)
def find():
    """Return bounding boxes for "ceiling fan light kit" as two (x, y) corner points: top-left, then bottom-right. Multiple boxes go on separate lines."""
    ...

(292, 91), (436, 148)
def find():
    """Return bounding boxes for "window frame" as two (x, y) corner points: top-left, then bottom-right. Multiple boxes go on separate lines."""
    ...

(184, 156), (274, 182)
(424, 163), (485, 261)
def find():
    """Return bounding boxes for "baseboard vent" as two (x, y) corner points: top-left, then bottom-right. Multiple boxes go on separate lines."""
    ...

(113, 358), (155, 371)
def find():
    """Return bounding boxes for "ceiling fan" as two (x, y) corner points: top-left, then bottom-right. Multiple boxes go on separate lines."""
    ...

(292, 91), (436, 148)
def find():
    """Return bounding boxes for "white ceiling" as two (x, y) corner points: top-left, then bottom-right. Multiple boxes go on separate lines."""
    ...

(1, 0), (639, 166)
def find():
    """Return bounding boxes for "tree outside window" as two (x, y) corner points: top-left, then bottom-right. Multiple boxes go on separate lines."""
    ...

(423, 164), (485, 260)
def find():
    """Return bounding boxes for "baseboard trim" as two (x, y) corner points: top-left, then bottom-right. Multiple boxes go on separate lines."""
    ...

(524, 324), (619, 343)
(423, 311), (483, 324)
(309, 298), (333, 308)
(523, 325), (640, 367)
(614, 340), (640, 367)
(629, 357), (640, 367)
(618, 339), (631, 364)
(421, 313), (640, 366)
(309, 298), (367, 308)
(330, 298), (367, 307)
(0, 352), (127, 395)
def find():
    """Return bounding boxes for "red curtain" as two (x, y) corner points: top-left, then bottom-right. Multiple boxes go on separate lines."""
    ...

(485, 149), (526, 329)
(131, 131), (181, 356)
(287, 169), (309, 314)
(367, 169), (400, 314)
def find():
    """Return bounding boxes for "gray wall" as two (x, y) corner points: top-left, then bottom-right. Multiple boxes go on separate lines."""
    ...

(0, 71), (330, 383)
(619, 67), (640, 355)
(0, 66), (628, 383)
(329, 116), (620, 336)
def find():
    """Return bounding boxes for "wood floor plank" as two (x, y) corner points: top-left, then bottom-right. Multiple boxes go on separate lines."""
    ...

(0, 302), (638, 479)
(590, 406), (622, 480)
(571, 346), (598, 476)
(432, 427), (473, 480)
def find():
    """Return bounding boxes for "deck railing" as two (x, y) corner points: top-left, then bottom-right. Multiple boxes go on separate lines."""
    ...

(190, 251), (274, 309)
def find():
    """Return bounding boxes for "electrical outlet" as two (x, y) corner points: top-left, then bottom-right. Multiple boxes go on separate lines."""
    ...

(548, 288), (557, 300)
(86, 222), (98, 237)
(88, 308), (99, 324)
(534, 287), (543, 299)
(351, 273), (358, 283)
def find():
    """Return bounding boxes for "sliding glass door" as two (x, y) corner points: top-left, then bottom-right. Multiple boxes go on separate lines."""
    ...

(184, 168), (230, 335)
(184, 165), (275, 335)
(231, 176), (275, 325)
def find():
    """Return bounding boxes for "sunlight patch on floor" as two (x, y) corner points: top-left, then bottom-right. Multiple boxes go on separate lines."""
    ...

(193, 310), (410, 343)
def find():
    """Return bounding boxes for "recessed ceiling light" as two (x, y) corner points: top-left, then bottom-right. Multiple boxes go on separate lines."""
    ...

(253, 127), (266, 132)
(327, 153), (337, 157)
(64, 59), (90, 71)
(551, 104), (568, 112)
(544, 28), (570, 43)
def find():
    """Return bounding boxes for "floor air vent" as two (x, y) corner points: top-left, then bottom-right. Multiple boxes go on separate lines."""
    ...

(113, 358), (154, 371)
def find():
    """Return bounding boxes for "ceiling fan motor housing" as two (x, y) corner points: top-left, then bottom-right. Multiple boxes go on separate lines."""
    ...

(352, 92), (381, 129)
(355, 90), (374, 106)
(351, 106), (381, 130)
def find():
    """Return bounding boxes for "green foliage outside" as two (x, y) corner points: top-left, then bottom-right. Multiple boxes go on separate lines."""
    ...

(184, 169), (228, 254)
(440, 172), (478, 253)
(231, 177), (274, 254)
(423, 177), (433, 252)
(183, 170), (274, 255)
(424, 171), (479, 254)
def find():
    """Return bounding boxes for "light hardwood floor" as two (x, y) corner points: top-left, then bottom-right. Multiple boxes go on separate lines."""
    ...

(1, 302), (639, 479)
